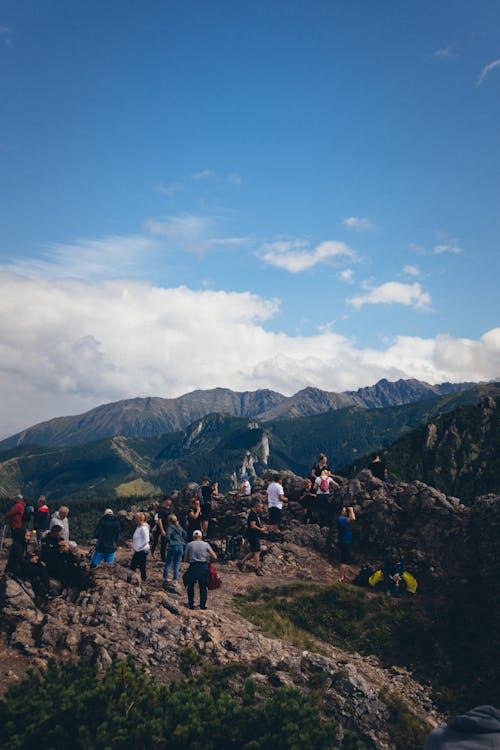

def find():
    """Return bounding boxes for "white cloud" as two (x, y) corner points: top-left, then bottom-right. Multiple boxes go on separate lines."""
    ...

(477, 59), (500, 86)
(259, 239), (355, 273)
(434, 243), (463, 255)
(343, 216), (375, 231)
(145, 214), (246, 253)
(0, 25), (12, 48)
(0, 271), (499, 437)
(433, 44), (456, 59)
(348, 282), (431, 310)
(6, 235), (160, 280)
(191, 169), (217, 181)
(339, 269), (355, 283)
(403, 265), (420, 277)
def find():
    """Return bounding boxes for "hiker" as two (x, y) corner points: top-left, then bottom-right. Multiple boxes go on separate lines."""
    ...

(22, 501), (35, 531)
(314, 469), (340, 526)
(162, 514), (186, 583)
(50, 506), (70, 542)
(266, 474), (288, 532)
(34, 496), (51, 544)
(5, 494), (26, 543)
(424, 705), (500, 749)
(41, 525), (89, 588)
(152, 496), (174, 562)
(186, 497), (203, 539)
(5, 530), (54, 599)
(311, 453), (330, 480)
(130, 512), (150, 581)
(337, 505), (356, 583)
(370, 454), (387, 481)
(183, 529), (217, 610)
(90, 509), (121, 567)
(238, 500), (267, 576)
(299, 478), (317, 524)
(238, 475), (251, 500)
(382, 550), (405, 597)
(198, 477), (214, 536)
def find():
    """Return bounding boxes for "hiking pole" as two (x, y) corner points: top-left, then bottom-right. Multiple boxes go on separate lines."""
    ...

(0, 524), (7, 552)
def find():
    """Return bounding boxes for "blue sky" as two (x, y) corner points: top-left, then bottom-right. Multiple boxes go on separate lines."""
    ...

(0, 1), (499, 436)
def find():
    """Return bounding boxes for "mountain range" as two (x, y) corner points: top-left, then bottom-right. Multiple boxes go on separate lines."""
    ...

(0, 379), (498, 502)
(0, 378), (478, 451)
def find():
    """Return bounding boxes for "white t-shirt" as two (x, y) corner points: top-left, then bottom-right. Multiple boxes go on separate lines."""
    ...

(241, 479), (251, 496)
(267, 481), (284, 509)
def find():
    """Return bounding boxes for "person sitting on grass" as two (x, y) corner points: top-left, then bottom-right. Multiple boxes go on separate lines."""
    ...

(238, 500), (267, 576)
(382, 550), (405, 597)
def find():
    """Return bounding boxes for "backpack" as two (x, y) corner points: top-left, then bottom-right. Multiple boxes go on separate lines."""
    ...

(320, 476), (329, 493)
(221, 535), (244, 562)
(208, 563), (222, 590)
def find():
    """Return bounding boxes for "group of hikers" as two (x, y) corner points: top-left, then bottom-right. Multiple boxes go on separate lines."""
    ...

(2, 451), (403, 608)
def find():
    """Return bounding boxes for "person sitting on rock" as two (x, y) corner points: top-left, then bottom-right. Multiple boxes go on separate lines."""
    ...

(163, 514), (186, 583)
(238, 475), (252, 501)
(41, 525), (89, 589)
(91, 508), (121, 567)
(183, 530), (217, 610)
(382, 550), (405, 597)
(50, 506), (70, 542)
(370, 454), (387, 481)
(5, 530), (55, 600)
(238, 500), (267, 576)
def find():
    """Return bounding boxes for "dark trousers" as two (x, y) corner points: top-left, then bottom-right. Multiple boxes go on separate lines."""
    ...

(186, 562), (208, 608)
(131, 551), (148, 581)
(151, 530), (168, 561)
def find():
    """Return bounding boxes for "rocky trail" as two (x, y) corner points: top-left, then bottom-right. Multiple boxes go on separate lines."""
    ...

(0, 528), (443, 750)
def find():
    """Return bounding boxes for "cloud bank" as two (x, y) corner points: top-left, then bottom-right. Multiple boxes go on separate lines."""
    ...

(259, 239), (355, 273)
(348, 281), (431, 310)
(1, 272), (499, 438)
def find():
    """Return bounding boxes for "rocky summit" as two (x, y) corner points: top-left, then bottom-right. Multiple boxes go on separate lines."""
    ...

(1, 471), (499, 749)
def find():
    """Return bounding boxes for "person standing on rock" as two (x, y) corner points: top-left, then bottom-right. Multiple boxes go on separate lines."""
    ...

(311, 453), (330, 481)
(198, 477), (214, 537)
(91, 509), (121, 567)
(152, 496), (174, 562)
(370, 454), (387, 481)
(266, 474), (288, 532)
(337, 505), (356, 583)
(130, 512), (150, 582)
(299, 478), (317, 524)
(5, 494), (26, 543)
(50, 506), (70, 542)
(314, 470), (340, 527)
(238, 500), (267, 576)
(34, 496), (51, 545)
(163, 514), (186, 583)
(183, 529), (217, 610)
(186, 497), (203, 539)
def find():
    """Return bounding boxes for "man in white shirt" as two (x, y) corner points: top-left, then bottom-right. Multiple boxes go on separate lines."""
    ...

(266, 474), (288, 531)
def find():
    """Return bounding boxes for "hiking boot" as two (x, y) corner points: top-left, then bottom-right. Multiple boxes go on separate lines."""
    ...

(255, 568), (264, 576)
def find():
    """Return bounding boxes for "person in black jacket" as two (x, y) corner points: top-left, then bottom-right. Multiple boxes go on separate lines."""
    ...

(90, 508), (121, 566)
(424, 705), (500, 749)
(5, 530), (54, 599)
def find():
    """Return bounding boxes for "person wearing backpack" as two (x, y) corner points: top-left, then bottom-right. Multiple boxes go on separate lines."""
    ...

(314, 470), (340, 526)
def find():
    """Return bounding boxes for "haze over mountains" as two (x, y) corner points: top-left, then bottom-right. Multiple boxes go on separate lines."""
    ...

(0, 378), (477, 451)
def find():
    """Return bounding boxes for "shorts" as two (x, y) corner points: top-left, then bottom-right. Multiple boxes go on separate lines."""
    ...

(339, 543), (351, 564)
(247, 534), (261, 553)
(268, 506), (282, 527)
(200, 505), (212, 521)
(91, 551), (115, 566)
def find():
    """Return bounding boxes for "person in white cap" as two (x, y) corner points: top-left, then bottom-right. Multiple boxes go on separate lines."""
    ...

(183, 530), (217, 609)
(90, 508), (121, 567)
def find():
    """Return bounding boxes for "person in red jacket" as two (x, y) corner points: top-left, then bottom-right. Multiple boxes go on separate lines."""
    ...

(5, 494), (26, 542)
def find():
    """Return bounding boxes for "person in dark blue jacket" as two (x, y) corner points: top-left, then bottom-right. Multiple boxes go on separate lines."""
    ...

(91, 509), (121, 566)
